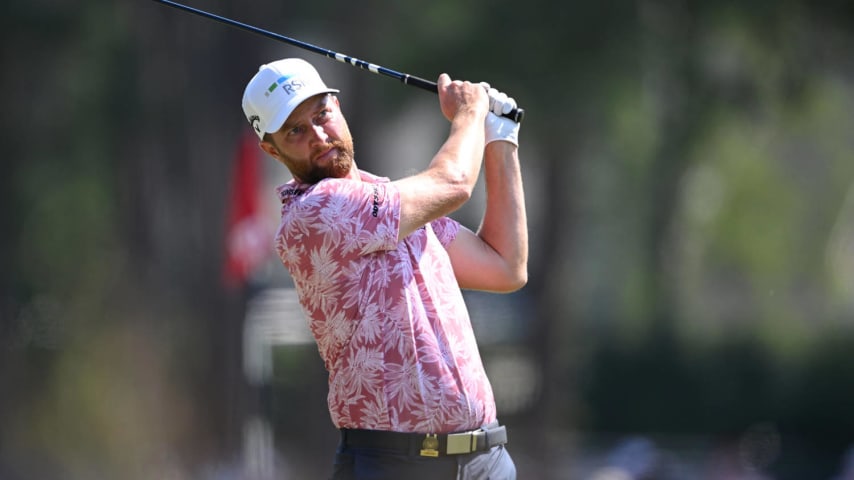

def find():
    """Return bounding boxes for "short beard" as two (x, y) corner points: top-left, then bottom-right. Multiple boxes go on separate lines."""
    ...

(299, 138), (354, 184)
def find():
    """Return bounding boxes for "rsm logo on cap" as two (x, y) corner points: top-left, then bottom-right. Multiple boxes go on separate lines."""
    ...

(265, 75), (306, 97)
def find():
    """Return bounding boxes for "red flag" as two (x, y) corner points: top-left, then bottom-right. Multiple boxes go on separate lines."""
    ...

(223, 132), (271, 289)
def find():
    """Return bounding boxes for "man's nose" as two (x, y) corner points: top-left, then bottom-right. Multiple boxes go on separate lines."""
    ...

(309, 124), (328, 143)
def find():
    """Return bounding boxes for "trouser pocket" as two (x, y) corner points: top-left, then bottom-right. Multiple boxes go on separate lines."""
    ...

(458, 446), (517, 480)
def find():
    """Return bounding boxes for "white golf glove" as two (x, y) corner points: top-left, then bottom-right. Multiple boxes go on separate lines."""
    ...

(483, 85), (520, 147)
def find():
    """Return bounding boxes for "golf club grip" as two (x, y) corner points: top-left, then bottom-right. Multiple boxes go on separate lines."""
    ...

(403, 75), (525, 124)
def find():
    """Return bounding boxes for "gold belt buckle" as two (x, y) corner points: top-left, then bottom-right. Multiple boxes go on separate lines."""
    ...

(446, 431), (475, 455)
(420, 434), (439, 457)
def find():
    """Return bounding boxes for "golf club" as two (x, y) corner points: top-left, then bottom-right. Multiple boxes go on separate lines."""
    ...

(149, 0), (525, 123)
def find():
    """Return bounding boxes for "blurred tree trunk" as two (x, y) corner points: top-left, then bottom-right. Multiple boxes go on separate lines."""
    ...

(520, 0), (709, 457)
(127, 1), (253, 465)
(638, 0), (705, 327)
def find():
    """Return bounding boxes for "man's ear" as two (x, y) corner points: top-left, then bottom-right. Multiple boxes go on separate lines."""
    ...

(259, 139), (278, 159)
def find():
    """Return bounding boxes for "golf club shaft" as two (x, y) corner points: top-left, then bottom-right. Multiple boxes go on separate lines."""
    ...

(150, 0), (524, 123)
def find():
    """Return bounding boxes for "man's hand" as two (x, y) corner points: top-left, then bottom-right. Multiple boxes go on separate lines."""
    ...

(483, 86), (521, 147)
(437, 73), (489, 123)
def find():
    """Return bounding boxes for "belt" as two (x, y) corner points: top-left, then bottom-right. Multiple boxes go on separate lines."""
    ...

(340, 422), (508, 457)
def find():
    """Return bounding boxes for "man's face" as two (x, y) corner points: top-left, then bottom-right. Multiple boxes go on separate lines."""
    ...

(261, 94), (355, 184)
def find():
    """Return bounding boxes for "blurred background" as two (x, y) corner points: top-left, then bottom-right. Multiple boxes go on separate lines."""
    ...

(3, 0), (854, 478)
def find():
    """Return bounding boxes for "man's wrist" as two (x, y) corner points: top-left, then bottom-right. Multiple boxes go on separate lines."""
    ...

(485, 140), (518, 158)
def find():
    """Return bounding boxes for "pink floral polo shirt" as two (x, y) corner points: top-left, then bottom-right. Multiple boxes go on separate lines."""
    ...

(275, 170), (497, 434)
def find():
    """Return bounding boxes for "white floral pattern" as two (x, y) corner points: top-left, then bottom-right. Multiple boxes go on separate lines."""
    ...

(275, 171), (496, 433)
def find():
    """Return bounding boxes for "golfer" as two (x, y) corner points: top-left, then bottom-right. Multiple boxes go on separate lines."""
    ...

(242, 58), (527, 479)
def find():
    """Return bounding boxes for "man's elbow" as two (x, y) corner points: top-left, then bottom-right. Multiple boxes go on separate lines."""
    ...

(495, 268), (528, 293)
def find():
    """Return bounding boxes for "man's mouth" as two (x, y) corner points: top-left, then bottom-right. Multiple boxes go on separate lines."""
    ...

(314, 146), (337, 163)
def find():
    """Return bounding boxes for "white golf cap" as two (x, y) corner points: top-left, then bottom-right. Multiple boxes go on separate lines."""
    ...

(242, 58), (339, 139)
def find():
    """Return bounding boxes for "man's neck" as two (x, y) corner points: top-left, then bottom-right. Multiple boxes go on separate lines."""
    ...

(344, 163), (361, 181)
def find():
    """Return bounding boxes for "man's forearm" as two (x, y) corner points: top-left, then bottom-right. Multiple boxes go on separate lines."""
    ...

(476, 141), (528, 286)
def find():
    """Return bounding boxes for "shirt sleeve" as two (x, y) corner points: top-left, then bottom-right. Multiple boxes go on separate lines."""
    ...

(429, 216), (461, 249)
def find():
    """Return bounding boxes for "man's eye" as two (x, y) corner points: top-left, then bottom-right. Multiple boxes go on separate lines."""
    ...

(287, 126), (304, 136)
(315, 109), (331, 123)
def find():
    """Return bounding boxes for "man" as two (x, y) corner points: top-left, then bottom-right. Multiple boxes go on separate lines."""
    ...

(241, 57), (527, 479)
